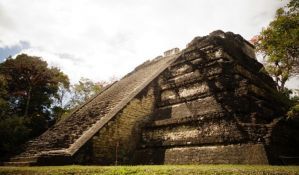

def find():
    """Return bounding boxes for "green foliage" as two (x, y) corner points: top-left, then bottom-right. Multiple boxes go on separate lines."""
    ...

(0, 54), (70, 155)
(271, 88), (293, 112)
(287, 90), (299, 121)
(0, 116), (31, 156)
(0, 54), (70, 118)
(288, 0), (299, 13)
(288, 103), (299, 118)
(0, 75), (9, 118)
(67, 77), (103, 109)
(255, 0), (299, 91)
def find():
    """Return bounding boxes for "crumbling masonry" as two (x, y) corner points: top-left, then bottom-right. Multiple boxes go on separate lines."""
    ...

(5, 31), (299, 166)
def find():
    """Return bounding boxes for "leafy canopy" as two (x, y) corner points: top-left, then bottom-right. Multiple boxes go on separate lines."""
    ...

(255, 0), (299, 91)
(0, 54), (69, 136)
(68, 77), (103, 109)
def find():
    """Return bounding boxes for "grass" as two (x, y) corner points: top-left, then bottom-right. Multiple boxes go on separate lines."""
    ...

(0, 165), (299, 175)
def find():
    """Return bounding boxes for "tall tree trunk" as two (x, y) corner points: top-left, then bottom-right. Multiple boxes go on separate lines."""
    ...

(280, 80), (286, 92)
(24, 86), (32, 116)
(274, 75), (280, 91)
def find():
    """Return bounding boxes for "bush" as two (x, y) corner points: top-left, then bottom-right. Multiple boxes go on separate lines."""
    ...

(288, 103), (299, 120)
(0, 116), (31, 158)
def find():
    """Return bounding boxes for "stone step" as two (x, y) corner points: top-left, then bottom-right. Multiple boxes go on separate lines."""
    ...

(3, 161), (37, 166)
(279, 156), (299, 165)
(147, 112), (225, 128)
(9, 156), (38, 162)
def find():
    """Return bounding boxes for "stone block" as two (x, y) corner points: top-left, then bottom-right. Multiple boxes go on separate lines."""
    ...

(134, 144), (269, 164)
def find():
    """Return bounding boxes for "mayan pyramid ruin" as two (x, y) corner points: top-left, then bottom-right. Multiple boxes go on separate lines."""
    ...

(4, 30), (299, 166)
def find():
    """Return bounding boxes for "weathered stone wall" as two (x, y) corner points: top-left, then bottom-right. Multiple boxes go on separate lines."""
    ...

(142, 117), (244, 147)
(135, 144), (269, 164)
(153, 96), (223, 120)
(134, 31), (284, 165)
(72, 31), (298, 165)
(90, 82), (157, 164)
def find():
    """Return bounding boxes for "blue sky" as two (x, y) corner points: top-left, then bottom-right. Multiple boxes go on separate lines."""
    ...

(0, 41), (30, 61)
(0, 0), (297, 88)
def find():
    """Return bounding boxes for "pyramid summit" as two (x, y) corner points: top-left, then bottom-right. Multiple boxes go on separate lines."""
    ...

(5, 30), (299, 166)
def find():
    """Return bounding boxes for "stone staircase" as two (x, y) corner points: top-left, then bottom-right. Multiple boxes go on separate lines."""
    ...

(4, 156), (38, 166)
(5, 53), (180, 166)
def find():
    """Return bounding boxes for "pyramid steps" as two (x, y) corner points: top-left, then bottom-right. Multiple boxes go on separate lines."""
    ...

(3, 161), (37, 166)
(5, 51), (180, 166)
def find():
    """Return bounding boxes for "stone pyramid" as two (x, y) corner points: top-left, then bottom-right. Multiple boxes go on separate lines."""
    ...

(5, 31), (298, 166)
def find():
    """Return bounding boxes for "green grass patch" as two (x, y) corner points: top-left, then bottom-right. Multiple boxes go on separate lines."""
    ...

(0, 165), (299, 175)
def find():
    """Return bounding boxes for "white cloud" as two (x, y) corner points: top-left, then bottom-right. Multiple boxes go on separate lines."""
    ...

(1, 0), (296, 89)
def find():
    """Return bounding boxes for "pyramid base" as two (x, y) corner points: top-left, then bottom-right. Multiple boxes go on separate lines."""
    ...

(134, 143), (269, 165)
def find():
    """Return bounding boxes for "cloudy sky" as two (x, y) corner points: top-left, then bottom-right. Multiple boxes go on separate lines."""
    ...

(0, 0), (297, 88)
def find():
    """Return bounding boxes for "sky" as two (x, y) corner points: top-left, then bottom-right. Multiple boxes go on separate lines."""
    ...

(0, 0), (297, 88)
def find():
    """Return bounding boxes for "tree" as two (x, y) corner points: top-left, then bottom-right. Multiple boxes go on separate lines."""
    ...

(255, 0), (299, 91)
(0, 116), (31, 158)
(287, 89), (299, 120)
(67, 77), (103, 109)
(0, 75), (9, 119)
(55, 77), (118, 122)
(51, 84), (71, 122)
(0, 54), (70, 136)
